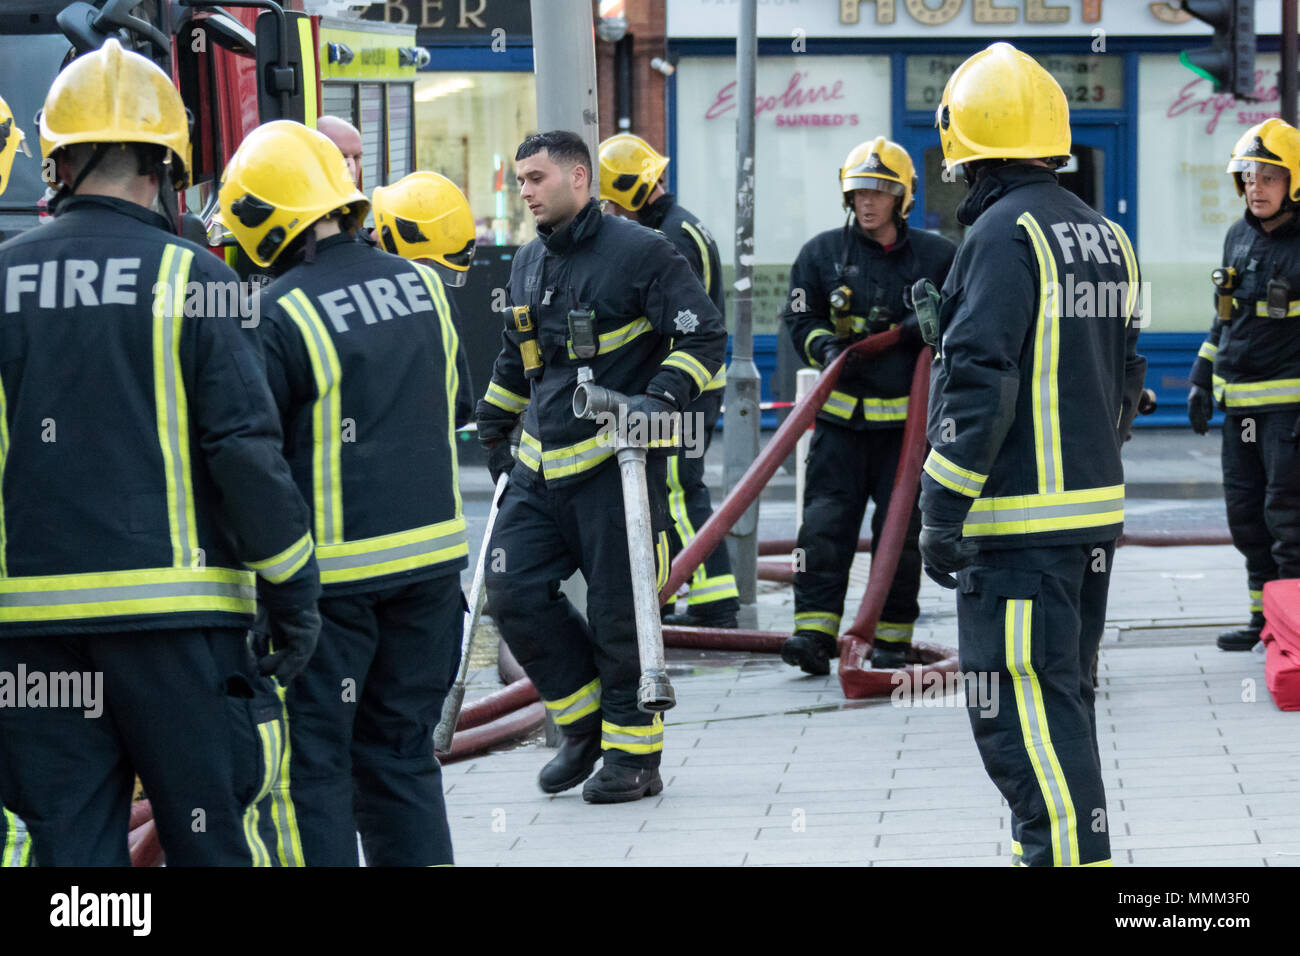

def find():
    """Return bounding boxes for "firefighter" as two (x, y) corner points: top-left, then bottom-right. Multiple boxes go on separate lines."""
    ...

(0, 40), (321, 867)
(1188, 118), (1300, 652)
(920, 43), (1146, 867)
(220, 121), (469, 866)
(477, 131), (726, 802)
(0, 92), (31, 869)
(371, 169), (477, 428)
(598, 133), (739, 628)
(780, 137), (956, 674)
(318, 115), (364, 189)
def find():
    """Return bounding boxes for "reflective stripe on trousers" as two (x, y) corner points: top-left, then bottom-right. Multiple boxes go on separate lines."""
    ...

(601, 714), (664, 754)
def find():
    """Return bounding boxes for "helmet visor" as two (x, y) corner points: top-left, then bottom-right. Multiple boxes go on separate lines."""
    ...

(1228, 159), (1290, 187)
(842, 176), (906, 197)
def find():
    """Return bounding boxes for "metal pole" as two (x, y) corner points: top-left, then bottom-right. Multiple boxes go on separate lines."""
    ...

(723, 0), (760, 628)
(530, 0), (601, 195)
(1283, 0), (1298, 126)
(794, 368), (817, 534)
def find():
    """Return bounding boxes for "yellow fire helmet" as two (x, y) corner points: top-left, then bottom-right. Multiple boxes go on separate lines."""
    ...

(372, 171), (476, 286)
(598, 133), (669, 211)
(218, 120), (369, 268)
(1227, 117), (1300, 201)
(0, 95), (30, 197)
(38, 38), (190, 189)
(936, 42), (1070, 174)
(840, 137), (916, 216)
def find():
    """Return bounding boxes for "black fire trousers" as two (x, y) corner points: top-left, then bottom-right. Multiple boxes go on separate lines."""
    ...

(956, 541), (1115, 867)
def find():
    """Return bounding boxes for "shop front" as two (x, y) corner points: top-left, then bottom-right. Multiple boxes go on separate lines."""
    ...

(667, 0), (1289, 425)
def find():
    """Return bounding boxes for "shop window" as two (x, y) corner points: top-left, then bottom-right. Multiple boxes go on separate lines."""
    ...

(675, 54), (891, 333)
(1138, 53), (1279, 333)
(906, 53), (1123, 112)
(414, 71), (538, 246)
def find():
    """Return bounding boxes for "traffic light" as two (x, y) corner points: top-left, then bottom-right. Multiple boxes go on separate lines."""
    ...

(1178, 1), (1257, 100)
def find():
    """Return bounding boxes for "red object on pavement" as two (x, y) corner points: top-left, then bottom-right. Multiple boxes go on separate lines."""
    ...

(1261, 579), (1300, 711)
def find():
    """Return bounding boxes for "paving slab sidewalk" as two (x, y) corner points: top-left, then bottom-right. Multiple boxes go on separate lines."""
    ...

(444, 542), (1300, 867)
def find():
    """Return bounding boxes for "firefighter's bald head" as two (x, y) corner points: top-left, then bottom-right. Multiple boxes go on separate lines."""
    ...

(318, 116), (363, 188)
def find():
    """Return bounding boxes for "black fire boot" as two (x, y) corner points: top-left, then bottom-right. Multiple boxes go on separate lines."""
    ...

(870, 641), (909, 670)
(582, 752), (663, 804)
(780, 630), (837, 676)
(538, 718), (602, 794)
(1217, 613), (1265, 651)
(663, 602), (739, 629)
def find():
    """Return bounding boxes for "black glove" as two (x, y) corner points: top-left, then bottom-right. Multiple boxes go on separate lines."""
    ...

(486, 441), (515, 484)
(255, 605), (321, 684)
(918, 524), (977, 590)
(1187, 385), (1213, 435)
(896, 313), (923, 348)
(814, 336), (850, 368)
(623, 392), (678, 420)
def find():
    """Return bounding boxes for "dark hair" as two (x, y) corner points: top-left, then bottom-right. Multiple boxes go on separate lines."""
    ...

(515, 130), (592, 176)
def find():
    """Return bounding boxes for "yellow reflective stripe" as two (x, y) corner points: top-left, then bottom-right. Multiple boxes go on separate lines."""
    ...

(415, 264), (465, 520)
(243, 716), (280, 868)
(963, 485), (1124, 537)
(1220, 377), (1300, 407)
(704, 366), (726, 391)
(687, 574), (739, 605)
(517, 429), (616, 480)
(266, 696), (305, 867)
(681, 221), (713, 295)
(280, 289), (345, 545)
(517, 430), (543, 472)
(1212, 373), (1226, 403)
(667, 454), (697, 546)
(2, 807), (29, 867)
(924, 449), (989, 498)
(874, 620), (914, 644)
(601, 714), (664, 754)
(1005, 598), (1079, 867)
(1250, 588), (1263, 613)
(567, 317), (653, 360)
(247, 531), (314, 585)
(1108, 218), (1140, 324)
(152, 245), (199, 568)
(656, 530), (670, 593)
(804, 327), (832, 367)
(821, 389), (857, 419)
(1254, 299), (1300, 317)
(0, 366), (8, 577)
(0, 567), (257, 623)
(1010, 839), (1023, 865)
(484, 381), (529, 415)
(298, 16), (319, 128)
(850, 314), (869, 334)
(316, 517), (468, 585)
(861, 396), (909, 421)
(662, 350), (711, 393)
(1197, 341), (1219, 362)
(1081, 858), (1114, 867)
(1018, 213), (1064, 495)
(794, 610), (840, 636)
(545, 677), (601, 725)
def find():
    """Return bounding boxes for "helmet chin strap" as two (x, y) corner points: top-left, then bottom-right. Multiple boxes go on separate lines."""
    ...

(48, 144), (108, 215)
(154, 159), (180, 234)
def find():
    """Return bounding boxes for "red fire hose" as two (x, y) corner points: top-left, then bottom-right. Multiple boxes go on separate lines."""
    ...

(660, 329), (903, 601)
(836, 349), (959, 697)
